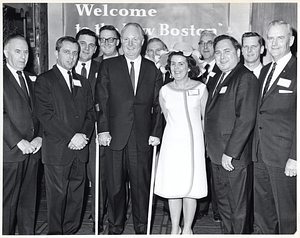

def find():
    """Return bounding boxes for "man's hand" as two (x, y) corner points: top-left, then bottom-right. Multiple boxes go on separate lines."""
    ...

(285, 158), (297, 177)
(68, 133), (89, 150)
(222, 154), (234, 171)
(30, 137), (42, 154)
(17, 139), (36, 154)
(148, 136), (160, 146)
(97, 132), (112, 146)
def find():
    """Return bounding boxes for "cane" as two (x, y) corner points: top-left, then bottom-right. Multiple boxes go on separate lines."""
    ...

(95, 122), (100, 234)
(147, 145), (158, 235)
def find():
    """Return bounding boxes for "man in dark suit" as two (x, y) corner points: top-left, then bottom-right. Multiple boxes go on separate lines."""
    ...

(252, 20), (296, 234)
(95, 22), (163, 234)
(3, 33), (42, 235)
(34, 36), (95, 235)
(204, 35), (259, 234)
(74, 28), (102, 233)
(197, 29), (221, 223)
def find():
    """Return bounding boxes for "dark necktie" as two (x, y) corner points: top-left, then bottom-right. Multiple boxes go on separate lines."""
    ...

(203, 64), (210, 84)
(16, 71), (30, 102)
(212, 72), (225, 97)
(81, 62), (87, 78)
(130, 61), (135, 91)
(67, 71), (73, 93)
(262, 62), (277, 100)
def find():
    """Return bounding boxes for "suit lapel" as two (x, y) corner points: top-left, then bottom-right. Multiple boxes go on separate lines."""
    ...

(53, 65), (73, 97)
(136, 58), (146, 93)
(260, 56), (296, 104)
(5, 66), (31, 108)
(120, 56), (135, 94)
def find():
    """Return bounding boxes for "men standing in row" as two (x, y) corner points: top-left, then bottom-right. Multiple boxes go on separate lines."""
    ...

(3, 34), (42, 235)
(252, 20), (296, 234)
(241, 32), (265, 78)
(197, 29), (221, 223)
(205, 35), (259, 233)
(34, 36), (95, 235)
(96, 22), (163, 234)
(74, 28), (101, 233)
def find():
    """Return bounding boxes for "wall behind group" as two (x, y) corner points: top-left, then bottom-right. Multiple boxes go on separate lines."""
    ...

(48, 2), (251, 67)
(48, 2), (297, 68)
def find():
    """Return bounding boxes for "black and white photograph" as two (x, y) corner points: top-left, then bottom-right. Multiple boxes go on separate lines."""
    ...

(1, 1), (298, 236)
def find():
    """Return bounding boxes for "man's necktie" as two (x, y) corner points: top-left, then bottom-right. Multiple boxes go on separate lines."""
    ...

(130, 61), (135, 91)
(81, 63), (87, 78)
(262, 62), (277, 100)
(202, 64), (210, 84)
(212, 72), (225, 97)
(67, 71), (73, 93)
(16, 71), (30, 102)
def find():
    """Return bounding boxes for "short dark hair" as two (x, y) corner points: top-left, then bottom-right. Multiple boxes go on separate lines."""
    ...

(4, 33), (27, 49)
(166, 51), (200, 79)
(241, 32), (264, 46)
(99, 25), (120, 40)
(75, 28), (99, 49)
(147, 37), (168, 51)
(55, 36), (79, 52)
(213, 34), (240, 51)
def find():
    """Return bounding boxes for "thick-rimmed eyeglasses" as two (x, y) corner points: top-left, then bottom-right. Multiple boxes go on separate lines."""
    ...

(198, 41), (214, 48)
(100, 37), (118, 44)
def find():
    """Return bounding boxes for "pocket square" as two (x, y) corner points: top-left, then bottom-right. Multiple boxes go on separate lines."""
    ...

(29, 76), (37, 82)
(219, 86), (227, 94)
(279, 89), (293, 94)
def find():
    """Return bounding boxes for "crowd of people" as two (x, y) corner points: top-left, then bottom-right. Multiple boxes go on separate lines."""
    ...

(3, 19), (296, 235)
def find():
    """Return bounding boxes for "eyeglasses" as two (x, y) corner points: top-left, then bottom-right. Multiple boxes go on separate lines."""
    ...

(99, 37), (118, 44)
(198, 41), (214, 48)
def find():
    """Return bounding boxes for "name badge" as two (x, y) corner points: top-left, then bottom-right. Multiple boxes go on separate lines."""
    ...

(219, 86), (227, 94)
(188, 89), (199, 96)
(29, 76), (36, 82)
(277, 78), (291, 88)
(73, 79), (82, 87)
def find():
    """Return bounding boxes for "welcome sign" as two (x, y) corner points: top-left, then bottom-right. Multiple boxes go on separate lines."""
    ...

(63, 3), (230, 50)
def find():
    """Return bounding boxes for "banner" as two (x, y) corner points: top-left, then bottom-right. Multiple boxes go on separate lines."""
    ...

(63, 3), (231, 51)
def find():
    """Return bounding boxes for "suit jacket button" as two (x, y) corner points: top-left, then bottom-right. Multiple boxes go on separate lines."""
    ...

(259, 126), (262, 130)
(76, 115), (79, 118)
(259, 111), (262, 114)
(130, 117), (133, 120)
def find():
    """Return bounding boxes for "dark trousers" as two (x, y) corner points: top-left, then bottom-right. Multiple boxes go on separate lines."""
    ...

(198, 158), (219, 215)
(211, 162), (252, 234)
(87, 129), (107, 225)
(44, 158), (86, 235)
(254, 147), (296, 234)
(105, 130), (151, 234)
(3, 156), (40, 235)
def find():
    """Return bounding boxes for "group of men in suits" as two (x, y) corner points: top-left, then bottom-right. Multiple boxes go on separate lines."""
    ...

(3, 19), (296, 235)
(200, 20), (296, 234)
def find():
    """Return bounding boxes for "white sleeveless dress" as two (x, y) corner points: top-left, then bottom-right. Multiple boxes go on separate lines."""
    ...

(154, 82), (208, 199)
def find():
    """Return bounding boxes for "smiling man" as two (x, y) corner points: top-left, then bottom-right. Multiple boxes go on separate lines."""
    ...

(241, 32), (265, 78)
(252, 20), (297, 234)
(95, 22), (163, 234)
(204, 35), (259, 234)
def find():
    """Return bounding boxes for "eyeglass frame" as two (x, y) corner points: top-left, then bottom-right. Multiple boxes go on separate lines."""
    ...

(198, 40), (214, 48)
(99, 37), (118, 44)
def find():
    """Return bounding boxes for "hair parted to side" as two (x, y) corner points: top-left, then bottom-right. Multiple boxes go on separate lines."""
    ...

(55, 36), (79, 52)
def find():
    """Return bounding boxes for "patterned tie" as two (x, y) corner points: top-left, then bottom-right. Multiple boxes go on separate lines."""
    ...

(202, 64), (210, 84)
(67, 71), (73, 93)
(130, 61), (135, 91)
(262, 62), (277, 100)
(212, 72), (225, 97)
(81, 62), (87, 78)
(16, 71), (30, 102)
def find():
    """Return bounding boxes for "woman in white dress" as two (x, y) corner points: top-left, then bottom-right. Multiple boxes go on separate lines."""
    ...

(154, 42), (208, 235)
